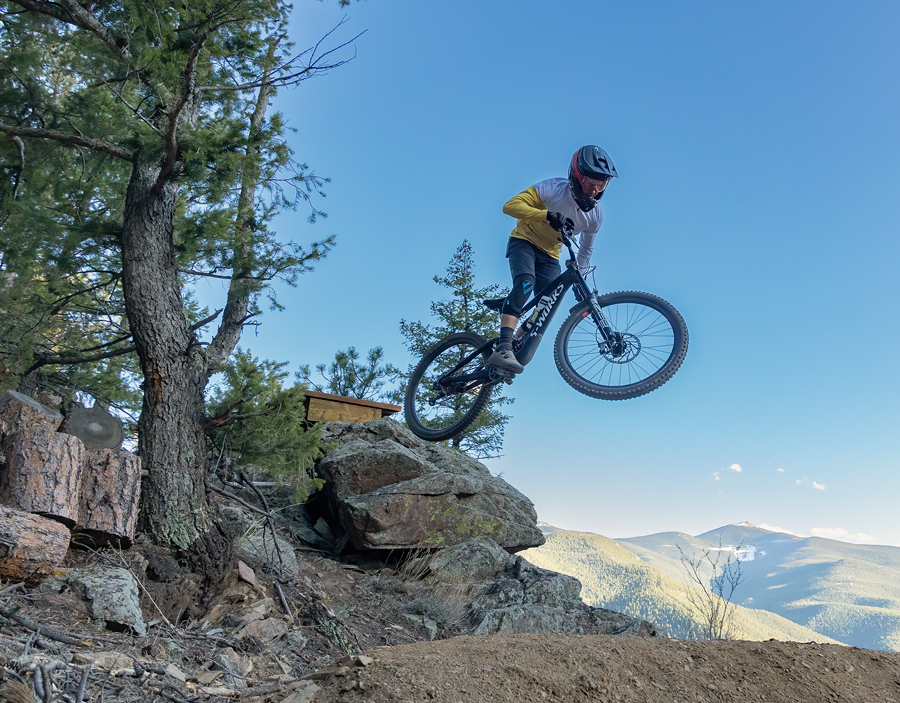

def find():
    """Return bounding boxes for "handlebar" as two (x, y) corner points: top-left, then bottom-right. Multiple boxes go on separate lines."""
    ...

(558, 229), (577, 258)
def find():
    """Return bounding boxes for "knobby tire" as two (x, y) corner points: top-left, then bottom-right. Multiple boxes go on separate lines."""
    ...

(404, 332), (493, 441)
(554, 291), (688, 400)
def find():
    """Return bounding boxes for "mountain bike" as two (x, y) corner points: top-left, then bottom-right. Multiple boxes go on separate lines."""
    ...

(404, 231), (689, 441)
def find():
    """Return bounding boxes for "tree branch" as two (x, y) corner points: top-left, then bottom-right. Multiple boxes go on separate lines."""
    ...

(48, 276), (121, 316)
(9, 0), (128, 58)
(7, 135), (25, 199)
(156, 35), (206, 191)
(206, 41), (276, 365)
(0, 123), (133, 161)
(23, 309), (223, 374)
(200, 31), (365, 93)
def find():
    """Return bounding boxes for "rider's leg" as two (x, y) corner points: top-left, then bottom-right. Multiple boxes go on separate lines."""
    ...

(488, 273), (532, 373)
(516, 247), (562, 337)
(488, 239), (540, 373)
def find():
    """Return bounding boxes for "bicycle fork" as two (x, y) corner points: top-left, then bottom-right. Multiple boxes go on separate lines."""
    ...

(582, 290), (628, 358)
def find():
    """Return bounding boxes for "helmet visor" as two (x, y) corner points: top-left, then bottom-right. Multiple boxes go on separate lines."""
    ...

(579, 175), (610, 198)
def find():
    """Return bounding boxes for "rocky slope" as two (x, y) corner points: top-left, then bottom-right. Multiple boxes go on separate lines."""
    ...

(2, 416), (900, 702)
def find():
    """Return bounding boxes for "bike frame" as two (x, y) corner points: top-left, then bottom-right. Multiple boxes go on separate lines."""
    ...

(437, 235), (618, 390)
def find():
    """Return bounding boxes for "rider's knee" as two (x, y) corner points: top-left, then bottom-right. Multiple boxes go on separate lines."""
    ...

(501, 274), (534, 317)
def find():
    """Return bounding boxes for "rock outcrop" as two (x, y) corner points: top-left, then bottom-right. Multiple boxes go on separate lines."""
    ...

(312, 419), (655, 639)
(410, 537), (656, 638)
(318, 419), (544, 553)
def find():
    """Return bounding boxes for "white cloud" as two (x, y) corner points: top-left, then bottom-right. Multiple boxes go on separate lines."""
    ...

(810, 527), (875, 544)
(727, 463), (742, 473)
(776, 468), (785, 473)
(712, 471), (720, 481)
(794, 476), (826, 490)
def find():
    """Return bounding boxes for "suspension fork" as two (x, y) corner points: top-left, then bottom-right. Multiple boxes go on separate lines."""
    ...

(572, 271), (616, 342)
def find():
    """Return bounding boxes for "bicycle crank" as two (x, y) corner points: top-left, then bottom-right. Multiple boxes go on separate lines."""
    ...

(488, 366), (517, 385)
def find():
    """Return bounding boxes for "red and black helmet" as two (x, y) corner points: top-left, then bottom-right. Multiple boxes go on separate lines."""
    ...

(568, 145), (618, 211)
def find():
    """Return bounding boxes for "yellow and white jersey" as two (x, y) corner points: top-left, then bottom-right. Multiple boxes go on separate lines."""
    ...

(502, 178), (602, 267)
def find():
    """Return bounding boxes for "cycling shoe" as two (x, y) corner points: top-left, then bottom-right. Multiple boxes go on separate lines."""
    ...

(487, 348), (524, 374)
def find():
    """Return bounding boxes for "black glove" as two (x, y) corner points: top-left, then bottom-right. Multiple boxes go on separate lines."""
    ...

(547, 211), (575, 235)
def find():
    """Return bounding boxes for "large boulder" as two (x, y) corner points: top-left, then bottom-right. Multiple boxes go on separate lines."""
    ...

(318, 420), (544, 553)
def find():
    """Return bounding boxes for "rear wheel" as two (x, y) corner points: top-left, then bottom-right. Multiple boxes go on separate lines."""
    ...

(404, 332), (493, 441)
(554, 291), (688, 400)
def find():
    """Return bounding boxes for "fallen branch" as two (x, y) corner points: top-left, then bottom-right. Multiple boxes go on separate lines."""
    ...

(209, 485), (277, 519)
(0, 604), (88, 646)
(275, 582), (294, 625)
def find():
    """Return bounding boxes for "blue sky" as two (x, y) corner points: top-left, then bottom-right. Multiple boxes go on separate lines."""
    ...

(196, 1), (900, 546)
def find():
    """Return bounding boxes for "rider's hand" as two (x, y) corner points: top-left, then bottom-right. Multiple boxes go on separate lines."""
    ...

(547, 211), (575, 235)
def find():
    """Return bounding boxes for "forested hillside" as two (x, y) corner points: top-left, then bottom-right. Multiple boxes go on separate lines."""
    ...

(522, 529), (843, 645)
(613, 523), (900, 651)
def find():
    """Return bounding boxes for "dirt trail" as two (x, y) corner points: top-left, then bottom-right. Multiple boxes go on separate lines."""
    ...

(311, 633), (900, 703)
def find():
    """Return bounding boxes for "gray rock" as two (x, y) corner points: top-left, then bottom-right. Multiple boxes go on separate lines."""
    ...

(590, 607), (661, 637)
(425, 538), (515, 583)
(318, 419), (543, 552)
(234, 526), (298, 578)
(60, 566), (146, 636)
(284, 630), (308, 652)
(517, 559), (582, 606)
(279, 680), (320, 703)
(401, 613), (438, 641)
(214, 647), (252, 690)
(472, 578), (525, 612)
(474, 604), (579, 635)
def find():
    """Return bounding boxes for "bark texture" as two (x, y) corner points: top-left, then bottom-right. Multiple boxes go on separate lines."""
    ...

(0, 426), (84, 526)
(75, 448), (142, 547)
(121, 159), (212, 549)
(0, 505), (70, 583)
(0, 390), (62, 438)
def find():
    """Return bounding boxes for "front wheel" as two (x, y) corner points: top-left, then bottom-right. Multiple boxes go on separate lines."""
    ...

(405, 332), (493, 441)
(554, 291), (688, 400)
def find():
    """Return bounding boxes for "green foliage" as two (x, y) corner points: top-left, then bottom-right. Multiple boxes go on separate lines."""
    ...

(397, 240), (512, 459)
(0, 0), (359, 547)
(0, 0), (342, 396)
(206, 348), (323, 503)
(298, 346), (398, 402)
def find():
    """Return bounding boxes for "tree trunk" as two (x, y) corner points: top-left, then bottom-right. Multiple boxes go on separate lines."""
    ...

(75, 447), (142, 547)
(0, 425), (83, 526)
(0, 505), (70, 583)
(121, 159), (212, 549)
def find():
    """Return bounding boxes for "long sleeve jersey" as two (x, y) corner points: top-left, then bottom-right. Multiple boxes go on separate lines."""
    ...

(502, 178), (603, 269)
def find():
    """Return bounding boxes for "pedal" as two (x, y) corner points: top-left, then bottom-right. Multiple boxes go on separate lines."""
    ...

(488, 366), (516, 385)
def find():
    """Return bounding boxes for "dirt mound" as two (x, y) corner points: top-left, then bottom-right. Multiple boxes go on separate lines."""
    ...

(311, 634), (900, 703)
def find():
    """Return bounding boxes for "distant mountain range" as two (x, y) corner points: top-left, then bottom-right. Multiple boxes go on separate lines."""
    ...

(521, 522), (900, 651)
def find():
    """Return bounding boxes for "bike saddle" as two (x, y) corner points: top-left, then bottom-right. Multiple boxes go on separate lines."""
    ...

(482, 298), (505, 312)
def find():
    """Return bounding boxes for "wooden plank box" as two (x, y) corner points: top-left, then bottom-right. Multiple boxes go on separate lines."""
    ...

(303, 391), (400, 424)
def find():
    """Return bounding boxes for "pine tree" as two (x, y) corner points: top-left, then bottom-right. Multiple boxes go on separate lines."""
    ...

(298, 346), (398, 402)
(0, 1), (354, 551)
(397, 240), (512, 459)
(206, 349), (323, 503)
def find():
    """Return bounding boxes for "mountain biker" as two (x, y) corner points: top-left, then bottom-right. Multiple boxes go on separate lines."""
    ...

(486, 145), (618, 374)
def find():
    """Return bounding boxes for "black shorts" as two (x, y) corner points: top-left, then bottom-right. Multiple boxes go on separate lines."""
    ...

(506, 237), (561, 297)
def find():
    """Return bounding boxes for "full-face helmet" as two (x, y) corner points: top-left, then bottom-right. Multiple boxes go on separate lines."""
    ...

(568, 145), (618, 211)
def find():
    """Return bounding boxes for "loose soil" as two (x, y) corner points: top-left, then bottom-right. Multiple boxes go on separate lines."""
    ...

(311, 634), (900, 703)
